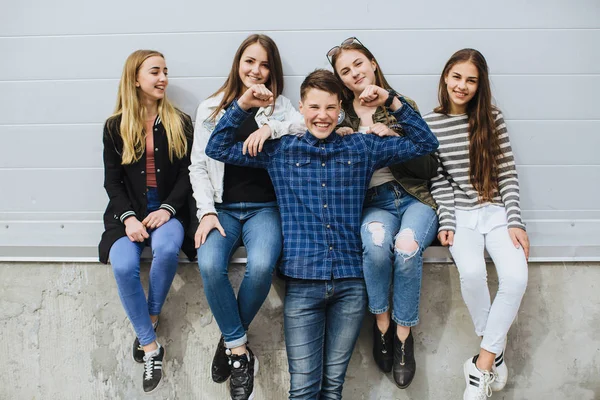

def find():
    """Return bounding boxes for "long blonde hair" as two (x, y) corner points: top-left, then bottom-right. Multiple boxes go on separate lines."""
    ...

(111, 50), (187, 164)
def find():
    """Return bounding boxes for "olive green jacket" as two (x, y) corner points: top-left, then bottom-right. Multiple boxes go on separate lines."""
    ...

(338, 95), (437, 209)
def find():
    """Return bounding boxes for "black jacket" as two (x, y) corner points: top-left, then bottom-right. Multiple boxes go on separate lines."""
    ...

(98, 113), (196, 263)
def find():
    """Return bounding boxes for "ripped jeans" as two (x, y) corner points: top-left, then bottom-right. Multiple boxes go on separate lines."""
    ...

(361, 181), (438, 326)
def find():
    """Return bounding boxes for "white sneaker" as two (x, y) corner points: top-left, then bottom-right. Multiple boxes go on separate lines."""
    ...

(490, 351), (507, 391)
(463, 356), (495, 400)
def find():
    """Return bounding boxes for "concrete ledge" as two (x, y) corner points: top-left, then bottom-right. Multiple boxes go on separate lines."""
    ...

(1, 262), (599, 399)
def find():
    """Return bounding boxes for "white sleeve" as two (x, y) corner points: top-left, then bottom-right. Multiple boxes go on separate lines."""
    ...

(189, 102), (218, 221)
(264, 96), (305, 139)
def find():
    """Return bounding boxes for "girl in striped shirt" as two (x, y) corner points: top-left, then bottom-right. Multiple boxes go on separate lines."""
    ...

(424, 49), (529, 400)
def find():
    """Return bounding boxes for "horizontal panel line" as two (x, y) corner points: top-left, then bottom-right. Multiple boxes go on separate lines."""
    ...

(0, 123), (103, 127)
(1, 27), (599, 39)
(1, 74), (599, 83)
(0, 167), (103, 171)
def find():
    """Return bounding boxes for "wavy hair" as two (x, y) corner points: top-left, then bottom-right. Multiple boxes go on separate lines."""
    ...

(111, 49), (187, 164)
(435, 48), (500, 201)
(209, 34), (284, 120)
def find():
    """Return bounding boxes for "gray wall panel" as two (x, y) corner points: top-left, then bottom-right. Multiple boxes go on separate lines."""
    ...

(0, 125), (103, 168)
(0, 169), (106, 212)
(2, 76), (599, 125)
(2, 0), (598, 36)
(4, 30), (599, 81)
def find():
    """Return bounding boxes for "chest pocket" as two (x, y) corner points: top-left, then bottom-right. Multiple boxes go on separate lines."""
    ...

(285, 156), (312, 186)
(334, 153), (366, 186)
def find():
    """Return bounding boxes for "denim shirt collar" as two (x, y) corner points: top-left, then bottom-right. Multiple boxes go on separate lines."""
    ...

(302, 130), (340, 146)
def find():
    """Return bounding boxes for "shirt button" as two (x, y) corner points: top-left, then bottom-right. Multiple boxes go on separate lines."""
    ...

(155, 148), (158, 151)
(321, 146), (325, 150)
(323, 204), (328, 208)
(326, 224), (331, 229)
(296, 163), (300, 166)
(141, 170), (145, 174)
(322, 183), (326, 187)
(321, 163), (325, 167)
(154, 128), (158, 132)
(157, 169), (161, 173)
(329, 246), (333, 251)
(348, 161), (351, 165)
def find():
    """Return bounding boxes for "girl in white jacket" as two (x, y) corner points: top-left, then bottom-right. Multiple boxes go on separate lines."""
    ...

(188, 34), (302, 400)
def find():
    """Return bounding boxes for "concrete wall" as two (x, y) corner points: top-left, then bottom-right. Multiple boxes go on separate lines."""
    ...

(2, 262), (599, 399)
(1, 0), (600, 261)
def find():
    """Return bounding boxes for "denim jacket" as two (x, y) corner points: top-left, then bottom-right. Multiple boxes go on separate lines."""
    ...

(339, 94), (437, 208)
(189, 93), (303, 221)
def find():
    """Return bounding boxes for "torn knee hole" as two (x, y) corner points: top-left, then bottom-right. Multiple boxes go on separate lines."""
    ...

(395, 229), (419, 254)
(366, 222), (386, 247)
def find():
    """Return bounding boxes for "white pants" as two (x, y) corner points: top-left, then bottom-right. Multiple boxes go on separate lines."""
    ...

(450, 207), (528, 355)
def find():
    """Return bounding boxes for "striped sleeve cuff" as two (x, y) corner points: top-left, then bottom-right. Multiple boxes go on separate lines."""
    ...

(160, 204), (176, 216)
(507, 221), (526, 231)
(119, 211), (136, 223)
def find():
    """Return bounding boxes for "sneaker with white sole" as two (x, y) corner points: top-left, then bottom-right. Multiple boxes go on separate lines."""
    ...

(463, 355), (495, 400)
(490, 351), (507, 391)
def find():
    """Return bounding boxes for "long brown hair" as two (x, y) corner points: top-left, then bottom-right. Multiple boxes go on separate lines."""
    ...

(330, 42), (393, 111)
(435, 48), (500, 201)
(111, 49), (187, 164)
(209, 34), (284, 120)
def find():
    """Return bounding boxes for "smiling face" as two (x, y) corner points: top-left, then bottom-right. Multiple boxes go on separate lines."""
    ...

(136, 55), (168, 103)
(333, 49), (377, 96)
(299, 88), (341, 139)
(238, 42), (270, 91)
(444, 61), (479, 114)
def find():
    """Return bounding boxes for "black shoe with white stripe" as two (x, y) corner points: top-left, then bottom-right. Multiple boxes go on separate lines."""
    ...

(463, 355), (495, 400)
(490, 351), (507, 391)
(143, 345), (165, 394)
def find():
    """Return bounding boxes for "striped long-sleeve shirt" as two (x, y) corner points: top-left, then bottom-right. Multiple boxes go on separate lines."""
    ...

(424, 110), (525, 232)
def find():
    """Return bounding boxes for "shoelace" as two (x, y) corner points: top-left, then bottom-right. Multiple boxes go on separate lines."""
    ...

(477, 370), (496, 399)
(144, 355), (155, 381)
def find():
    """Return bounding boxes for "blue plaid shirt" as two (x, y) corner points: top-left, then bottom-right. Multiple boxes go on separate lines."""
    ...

(206, 99), (438, 280)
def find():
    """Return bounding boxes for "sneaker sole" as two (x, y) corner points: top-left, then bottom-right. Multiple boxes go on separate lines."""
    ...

(247, 356), (259, 400)
(462, 361), (470, 400)
(144, 348), (166, 395)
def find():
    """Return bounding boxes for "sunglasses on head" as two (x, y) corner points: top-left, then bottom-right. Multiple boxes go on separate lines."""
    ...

(326, 37), (367, 66)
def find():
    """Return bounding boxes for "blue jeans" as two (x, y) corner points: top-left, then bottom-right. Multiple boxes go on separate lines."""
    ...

(110, 187), (184, 346)
(361, 182), (438, 326)
(284, 278), (367, 400)
(197, 201), (282, 348)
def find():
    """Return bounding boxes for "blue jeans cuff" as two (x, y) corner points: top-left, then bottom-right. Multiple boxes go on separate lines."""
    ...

(225, 333), (248, 349)
(392, 315), (419, 328)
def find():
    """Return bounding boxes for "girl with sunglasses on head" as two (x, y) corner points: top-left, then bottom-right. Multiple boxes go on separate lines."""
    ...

(327, 37), (439, 389)
(424, 48), (529, 399)
(189, 34), (302, 400)
(99, 49), (195, 394)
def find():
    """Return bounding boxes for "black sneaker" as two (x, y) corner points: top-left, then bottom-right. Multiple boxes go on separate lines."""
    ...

(142, 345), (165, 394)
(229, 347), (259, 400)
(372, 320), (394, 373)
(212, 336), (232, 383)
(133, 320), (159, 363)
